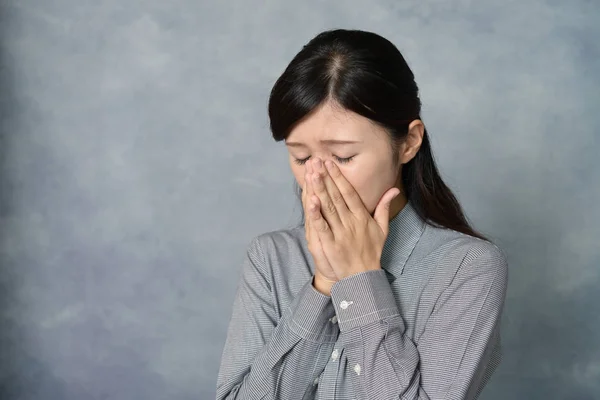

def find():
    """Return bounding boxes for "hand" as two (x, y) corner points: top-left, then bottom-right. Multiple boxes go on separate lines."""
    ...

(307, 157), (400, 280)
(302, 159), (338, 290)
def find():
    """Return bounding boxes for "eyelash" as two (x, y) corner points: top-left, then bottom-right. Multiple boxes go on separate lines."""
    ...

(293, 155), (355, 166)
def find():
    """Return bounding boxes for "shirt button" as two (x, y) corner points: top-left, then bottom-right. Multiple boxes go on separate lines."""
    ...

(330, 315), (338, 324)
(331, 349), (339, 361)
(354, 364), (361, 375)
(340, 300), (354, 310)
(313, 377), (319, 386)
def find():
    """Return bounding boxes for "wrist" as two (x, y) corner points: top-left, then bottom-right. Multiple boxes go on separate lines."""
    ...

(313, 274), (336, 296)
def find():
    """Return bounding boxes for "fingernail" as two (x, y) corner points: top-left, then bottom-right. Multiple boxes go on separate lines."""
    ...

(325, 160), (333, 170)
(315, 158), (322, 169)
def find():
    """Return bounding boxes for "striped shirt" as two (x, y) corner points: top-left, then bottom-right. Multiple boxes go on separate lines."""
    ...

(216, 201), (508, 399)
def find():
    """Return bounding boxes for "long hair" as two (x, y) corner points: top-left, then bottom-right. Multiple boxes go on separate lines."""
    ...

(267, 29), (489, 241)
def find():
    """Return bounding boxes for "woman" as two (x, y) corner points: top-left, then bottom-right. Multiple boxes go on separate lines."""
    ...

(216, 29), (508, 400)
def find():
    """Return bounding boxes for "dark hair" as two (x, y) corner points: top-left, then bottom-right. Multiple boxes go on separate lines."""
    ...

(267, 29), (489, 242)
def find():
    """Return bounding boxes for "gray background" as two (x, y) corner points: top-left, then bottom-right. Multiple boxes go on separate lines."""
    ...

(1, 0), (599, 399)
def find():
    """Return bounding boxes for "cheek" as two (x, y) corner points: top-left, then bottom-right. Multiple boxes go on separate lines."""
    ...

(341, 163), (396, 212)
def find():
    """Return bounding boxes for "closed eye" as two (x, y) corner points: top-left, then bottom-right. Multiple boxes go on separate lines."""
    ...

(293, 155), (355, 166)
(336, 156), (355, 164)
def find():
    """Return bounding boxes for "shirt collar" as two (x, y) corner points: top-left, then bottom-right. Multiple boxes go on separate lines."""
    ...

(381, 200), (426, 282)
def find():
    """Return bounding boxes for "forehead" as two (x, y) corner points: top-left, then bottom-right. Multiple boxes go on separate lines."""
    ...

(287, 102), (383, 143)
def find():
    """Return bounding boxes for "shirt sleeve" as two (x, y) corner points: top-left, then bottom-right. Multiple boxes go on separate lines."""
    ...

(330, 243), (508, 400)
(216, 236), (340, 400)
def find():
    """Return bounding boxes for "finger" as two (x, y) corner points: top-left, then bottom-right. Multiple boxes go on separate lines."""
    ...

(317, 159), (351, 223)
(302, 172), (307, 210)
(304, 161), (314, 227)
(305, 168), (318, 241)
(305, 167), (316, 223)
(373, 188), (401, 237)
(303, 171), (312, 213)
(306, 156), (314, 176)
(324, 160), (366, 215)
(302, 174), (310, 241)
(307, 199), (335, 277)
(307, 184), (332, 258)
(311, 159), (343, 231)
(308, 195), (334, 243)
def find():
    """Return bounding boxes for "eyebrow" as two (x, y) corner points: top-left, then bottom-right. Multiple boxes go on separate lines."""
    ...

(285, 139), (362, 147)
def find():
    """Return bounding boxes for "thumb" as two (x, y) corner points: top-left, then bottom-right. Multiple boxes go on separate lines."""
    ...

(373, 189), (401, 236)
